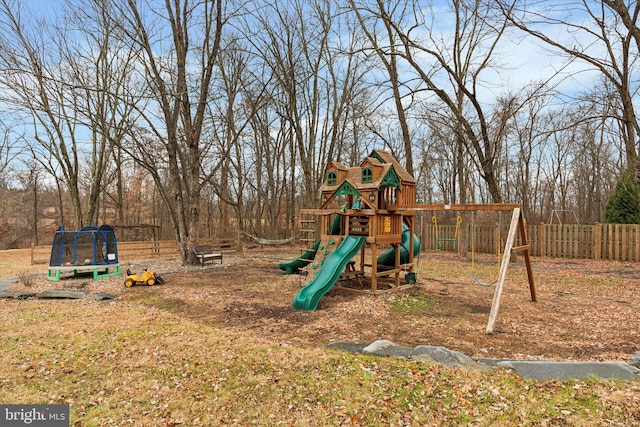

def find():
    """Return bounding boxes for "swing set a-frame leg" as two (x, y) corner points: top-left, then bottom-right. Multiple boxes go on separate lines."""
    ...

(485, 208), (536, 333)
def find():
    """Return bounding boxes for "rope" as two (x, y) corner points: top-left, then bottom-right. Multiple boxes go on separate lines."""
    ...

(241, 231), (302, 245)
(431, 214), (439, 241)
(496, 211), (503, 277)
(471, 211), (495, 287)
(454, 215), (462, 240)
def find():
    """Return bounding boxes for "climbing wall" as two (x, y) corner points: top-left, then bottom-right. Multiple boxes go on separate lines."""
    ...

(304, 236), (343, 278)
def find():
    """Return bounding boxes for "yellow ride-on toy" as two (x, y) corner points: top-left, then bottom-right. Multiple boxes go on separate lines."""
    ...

(124, 269), (165, 287)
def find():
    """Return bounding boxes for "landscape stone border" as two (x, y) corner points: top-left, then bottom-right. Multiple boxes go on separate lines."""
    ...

(327, 340), (640, 381)
(0, 290), (116, 300)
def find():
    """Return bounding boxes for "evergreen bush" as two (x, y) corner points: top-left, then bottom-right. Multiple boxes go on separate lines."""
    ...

(604, 169), (640, 224)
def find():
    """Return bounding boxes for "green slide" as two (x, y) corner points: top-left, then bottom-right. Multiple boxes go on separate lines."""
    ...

(292, 235), (366, 311)
(377, 224), (421, 266)
(279, 215), (342, 275)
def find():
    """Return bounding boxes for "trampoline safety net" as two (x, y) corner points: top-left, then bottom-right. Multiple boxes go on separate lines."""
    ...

(49, 224), (119, 267)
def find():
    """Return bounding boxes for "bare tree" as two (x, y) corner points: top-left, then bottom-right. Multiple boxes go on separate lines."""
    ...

(348, 0), (415, 175)
(505, 91), (555, 219)
(244, 1), (322, 207)
(61, 1), (141, 226)
(570, 82), (623, 223)
(204, 36), (273, 238)
(17, 161), (41, 245)
(0, 0), (137, 228)
(0, 122), (18, 181)
(111, 0), (224, 264)
(499, 0), (640, 206)
(348, 0), (521, 203)
(207, 38), (252, 238)
(0, 0), (86, 227)
(243, 0), (373, 208)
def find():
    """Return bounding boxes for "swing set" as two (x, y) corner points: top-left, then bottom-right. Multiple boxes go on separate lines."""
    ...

(390, 203), (536, 333)
(431, 210), (502, 286)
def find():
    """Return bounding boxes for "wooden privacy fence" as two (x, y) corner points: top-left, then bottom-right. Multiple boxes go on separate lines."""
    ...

(30, 223), (640, 264)
(424, 222), (640, 262)
(31, 237), (239, 265)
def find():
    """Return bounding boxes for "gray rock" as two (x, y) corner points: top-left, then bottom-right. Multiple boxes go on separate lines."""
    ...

(411, 345), (488, 370)
(325, 342), (368, 353)
(629, 352), (640, 369)
(1, 289), (116, 300)
(0, 290), (37, 299)
(0, 278), (19, 291)
(37, 290), (89, 299)
(325, 341), (639, 381)
(362, 339), (413, 358)
(86, 293), (117, 300)
(497, 360), (640, 381)
(475, 358), (503, 367)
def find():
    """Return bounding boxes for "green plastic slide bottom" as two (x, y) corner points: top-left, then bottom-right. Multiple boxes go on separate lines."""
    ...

(292, 235), (365, 311)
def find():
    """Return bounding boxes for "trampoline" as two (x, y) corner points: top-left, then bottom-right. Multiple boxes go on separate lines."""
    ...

(47, 224), (120, 281)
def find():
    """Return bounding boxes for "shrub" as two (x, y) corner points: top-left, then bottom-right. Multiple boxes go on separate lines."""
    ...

(604, 169), (640, 224)
(18, 271), (34, 287)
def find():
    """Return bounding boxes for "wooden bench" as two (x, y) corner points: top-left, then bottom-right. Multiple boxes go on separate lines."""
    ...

(194, 245), (223, 264)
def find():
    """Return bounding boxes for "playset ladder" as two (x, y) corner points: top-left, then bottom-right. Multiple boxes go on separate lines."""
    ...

(299, 216), (317, 246)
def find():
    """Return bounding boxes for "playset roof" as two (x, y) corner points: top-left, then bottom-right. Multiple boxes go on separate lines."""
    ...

(369, 149), (415, 184)
(319, 150), (414, 194)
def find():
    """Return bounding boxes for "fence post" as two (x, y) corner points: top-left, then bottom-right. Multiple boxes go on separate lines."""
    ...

(540, 223), (546, 257)
(636, 225), (640, 262)
(607, 224), (613, 261)
(593, 223), (601, 260)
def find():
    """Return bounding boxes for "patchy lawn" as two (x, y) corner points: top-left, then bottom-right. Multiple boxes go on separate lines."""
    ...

(3, 247), (639, 361)
(1, 247), (639, 425)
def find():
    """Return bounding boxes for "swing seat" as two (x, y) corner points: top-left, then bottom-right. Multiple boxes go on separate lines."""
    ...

(471, 273), (495, 287)
(434, 237), (457, 250)
(432, 215), (462, 251)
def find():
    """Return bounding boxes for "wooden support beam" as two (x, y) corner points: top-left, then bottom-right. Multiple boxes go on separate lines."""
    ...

(486, 208), (536, 333)
(519, 213), (537, 303)
(486, 208), (520, 333)
(389, 203), (521, 212)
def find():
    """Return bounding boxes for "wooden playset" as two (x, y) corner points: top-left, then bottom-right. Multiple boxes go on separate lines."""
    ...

(290, 150), (536, 333)
(298, 149), (420, 295)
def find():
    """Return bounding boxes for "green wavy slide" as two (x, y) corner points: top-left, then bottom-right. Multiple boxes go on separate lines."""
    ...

(376, 224), (421, 266)
(292, 235), (366, 311)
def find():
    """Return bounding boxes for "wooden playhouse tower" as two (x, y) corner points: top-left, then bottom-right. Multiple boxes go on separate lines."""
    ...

(301, 149), (419, 293)
(295, 150), (536, 332)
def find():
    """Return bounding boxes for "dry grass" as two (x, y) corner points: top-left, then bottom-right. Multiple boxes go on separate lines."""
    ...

(1, 299), (639, 426)
(1, 247), (639, 425)
(0, 248), (40, 281)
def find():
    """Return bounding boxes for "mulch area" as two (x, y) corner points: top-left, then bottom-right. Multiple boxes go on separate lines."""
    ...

(3, 247), (639, 362)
